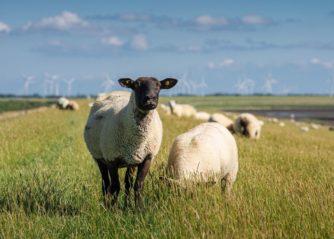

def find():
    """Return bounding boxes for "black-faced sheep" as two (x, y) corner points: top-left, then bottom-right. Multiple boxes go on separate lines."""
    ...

(84, 77), (177, 208)
(234, 113), (262, 139)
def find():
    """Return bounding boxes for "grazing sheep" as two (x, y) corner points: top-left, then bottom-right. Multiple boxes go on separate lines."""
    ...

(195, 111), (211, 121)
(84, 77), (177, 208)
(279, 122), (285, 127)
(169, 100), (197, 118)
(208, 113), (234, 132)
(56, 97), (79, 111)
(234, 113), (262, 139)
(160, 103), (172, 115)
(310, 123), (321, 129)
(167, 122), (238, 193)
(300, 126), (310, 132)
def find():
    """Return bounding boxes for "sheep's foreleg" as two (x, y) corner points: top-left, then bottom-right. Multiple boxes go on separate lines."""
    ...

(134, 154), (152, 209)
(124, 166), (136, 207)
(96, 160), (110, 197)
(107, 164), (120, 206)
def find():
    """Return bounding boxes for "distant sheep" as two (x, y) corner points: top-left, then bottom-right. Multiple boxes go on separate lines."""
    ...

(209, 113), (234, 132)
(300, 126), (309, 132)
(160, 103), (172, 115)
(195, 111), (211, 121)
(84, 77), (177, 208)
(169, 100), (196, 118)
(167, 122), (238, 193)
(234, 113), (262, 139)
(56, 97), (79, 111)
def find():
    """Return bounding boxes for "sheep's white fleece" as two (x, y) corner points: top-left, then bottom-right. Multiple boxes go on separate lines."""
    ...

(234, 113), (262, 139)
(84, 91), (162, 165)
(169, 100), (196, 117)
(195, 111), (211, 121)
(167, 122), (238, 186)
(209, 113), (234, 131)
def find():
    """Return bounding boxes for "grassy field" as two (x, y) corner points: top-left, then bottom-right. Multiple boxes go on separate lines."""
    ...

(160, 95), (334, 111)
(0, 99), (54, 113)
(0, 97), (333, 238)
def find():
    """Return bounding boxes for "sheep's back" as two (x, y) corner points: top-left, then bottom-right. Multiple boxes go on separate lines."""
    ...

(168, 122), (238, 182)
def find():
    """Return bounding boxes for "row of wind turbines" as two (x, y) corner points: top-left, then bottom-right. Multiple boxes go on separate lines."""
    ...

(21, 73), (334, 97)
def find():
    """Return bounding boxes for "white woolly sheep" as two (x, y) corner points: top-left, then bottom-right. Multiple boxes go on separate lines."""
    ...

(84, 77), (177, 208)
(300, 126), (309, 132)
(234, 113), (262, 139)
(168, 100), (197, 118)
(208, 113), (234, 132)
(160, 103), (172, 115)
(167, 122), (238, 193)
(56, 97), (79, 111)
(195, 111), (211, 121)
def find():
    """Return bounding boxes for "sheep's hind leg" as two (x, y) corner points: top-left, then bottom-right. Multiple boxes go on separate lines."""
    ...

(134, 154), (152, 209)
(124, 166), (136, 207)
(221, 173), (232, 196)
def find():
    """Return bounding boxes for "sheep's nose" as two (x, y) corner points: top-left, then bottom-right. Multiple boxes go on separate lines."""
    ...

(144, 96), (157, 101)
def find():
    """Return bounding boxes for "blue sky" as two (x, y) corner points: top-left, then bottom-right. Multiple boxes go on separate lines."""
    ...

(1, 0), (334, 95)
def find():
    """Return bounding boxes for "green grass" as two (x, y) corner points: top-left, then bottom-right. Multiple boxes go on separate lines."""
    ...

(0, 98), (333, 238)
(0, 99), (54, 113)
(161, 95), (334, 111)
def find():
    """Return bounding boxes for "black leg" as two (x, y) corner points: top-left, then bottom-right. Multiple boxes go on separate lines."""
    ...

(107, 164), (120, 206)
(96, 160), (110, 197)
(124, 166), (136, 207)
(134, 154), (152, 209)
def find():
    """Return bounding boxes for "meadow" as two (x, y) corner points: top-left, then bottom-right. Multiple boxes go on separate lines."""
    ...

(0, 96), (333, 238)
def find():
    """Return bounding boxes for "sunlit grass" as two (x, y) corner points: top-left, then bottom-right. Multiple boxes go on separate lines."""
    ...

(0, 98), (333, 238)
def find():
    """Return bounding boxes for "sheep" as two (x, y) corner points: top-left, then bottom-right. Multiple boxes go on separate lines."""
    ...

(300, 126), (309, 132)
(159, 103), (172, 115)
(195, 111), (211, 121)
(56, 97), (79, 111)
(208, 113), (234, 132)
(168, 100), (197, 118)
(234, 113), (262, 139)
(167, 122), (238, 193)
(279, 122), (285, 127)
(84, 77), (177, 208)
(310, 123), (321, 129)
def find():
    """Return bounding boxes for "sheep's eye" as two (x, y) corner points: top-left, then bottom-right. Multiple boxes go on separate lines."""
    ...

(134, 82), (140, 88)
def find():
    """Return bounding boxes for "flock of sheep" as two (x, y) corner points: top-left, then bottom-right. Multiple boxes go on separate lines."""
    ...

(82, 76), (267, 209)
(50, 76), (327, 209)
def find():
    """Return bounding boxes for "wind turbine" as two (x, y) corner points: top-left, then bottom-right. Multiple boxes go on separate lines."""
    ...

(101, 74), (115, 92)
(22, 74), (35, 96)
(193, 76), (208, 96)
(234, 78), (247, 95)
(263, 73), (277, 95)
(63, 78), (76, 96)
(244, 76), (255, 95)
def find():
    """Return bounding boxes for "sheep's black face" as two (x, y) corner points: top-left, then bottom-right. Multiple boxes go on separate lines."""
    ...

(119, 77), (178, 112)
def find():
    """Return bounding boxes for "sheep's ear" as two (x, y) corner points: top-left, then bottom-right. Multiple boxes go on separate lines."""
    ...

(118, 78), (134, 89)
(160, 78), (178, 89)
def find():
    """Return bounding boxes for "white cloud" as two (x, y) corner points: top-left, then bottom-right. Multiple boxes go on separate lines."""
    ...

(131, 34), (148, 50)
(310, 57), (334, 69)
(207, 59), (235, 69)
(102, 36), (124, 47)
(0, 21), (11, 33)
(195, 15), (228, 27)
(23, 11), (89, 31)
(241, 15), (268, 25)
